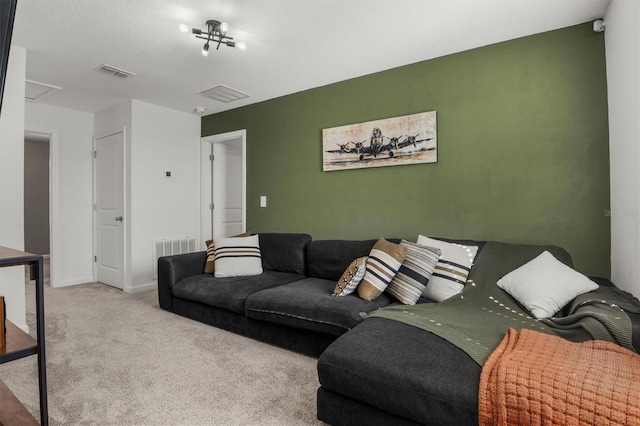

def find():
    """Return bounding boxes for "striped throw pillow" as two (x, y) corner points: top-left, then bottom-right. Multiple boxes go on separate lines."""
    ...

(213, 234), (263, 277)
(204, 239), (215, 273)
(386, 240), (441, 305)
(203, 233), (251, 274)
(358, 238), (407, 301)
(332, 256), (368, 297)
(416, 235), (478, 302)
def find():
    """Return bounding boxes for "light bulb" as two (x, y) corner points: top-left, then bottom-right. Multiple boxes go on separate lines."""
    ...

(219, 22), (228, 35)
(201, 43), (209, 57)
(236, 41), (246, 50)
(179, 24), (190, 33)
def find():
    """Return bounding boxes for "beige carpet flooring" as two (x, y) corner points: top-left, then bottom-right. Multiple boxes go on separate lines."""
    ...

(0, 282), (323, 425)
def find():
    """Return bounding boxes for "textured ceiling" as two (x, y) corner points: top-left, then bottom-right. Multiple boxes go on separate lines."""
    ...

(12, 0), (610, 116)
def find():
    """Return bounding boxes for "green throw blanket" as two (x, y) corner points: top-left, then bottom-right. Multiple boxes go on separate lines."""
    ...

(367, 241), (640, 365)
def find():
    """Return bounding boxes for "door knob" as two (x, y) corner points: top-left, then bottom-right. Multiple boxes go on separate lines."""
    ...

(115, 216), (123, 222)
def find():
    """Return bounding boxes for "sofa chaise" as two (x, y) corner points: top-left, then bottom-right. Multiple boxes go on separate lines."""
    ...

(157, 232), (640, 425)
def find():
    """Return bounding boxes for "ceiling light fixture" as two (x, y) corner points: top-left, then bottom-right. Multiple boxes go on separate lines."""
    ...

(190, 19), (243, 56)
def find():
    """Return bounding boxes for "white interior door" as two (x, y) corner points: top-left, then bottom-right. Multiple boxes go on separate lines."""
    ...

(95, 131), (125, 289)
(200, 130), (246, 245)
(212, 141), (243, 239)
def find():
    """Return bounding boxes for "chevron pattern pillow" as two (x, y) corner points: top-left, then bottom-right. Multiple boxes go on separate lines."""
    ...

(213, 234), (263, 277)
(332, 256), (368, 297)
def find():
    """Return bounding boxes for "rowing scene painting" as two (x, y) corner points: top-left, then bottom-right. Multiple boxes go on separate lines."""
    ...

(322, 111), (437, 171)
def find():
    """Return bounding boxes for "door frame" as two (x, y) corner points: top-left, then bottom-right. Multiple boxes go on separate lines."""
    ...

(92, 127), (128, 290)
(200, 129), (247, 246)
(24, 126), (59, 287)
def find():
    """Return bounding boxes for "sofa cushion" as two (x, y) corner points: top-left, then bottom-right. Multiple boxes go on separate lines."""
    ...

(307, 239), (401, 281)
(172, 271), (305, 314)
(245, 278), (396, 336)
(259, 233), (311, 274)
(317, 317), (481, 425)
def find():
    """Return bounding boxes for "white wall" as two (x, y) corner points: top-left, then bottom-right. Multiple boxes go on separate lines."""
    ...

(606, 0), (640, 298)
(130, 100), (200, 291)
(25, 102), (94, 286)
(0, 46), (27, 329)
(94, 100), (200, 292)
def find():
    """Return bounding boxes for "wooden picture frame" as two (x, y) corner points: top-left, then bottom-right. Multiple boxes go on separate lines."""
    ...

(322, 110), (437, 171)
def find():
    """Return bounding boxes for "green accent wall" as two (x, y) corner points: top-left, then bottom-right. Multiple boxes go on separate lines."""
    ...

(202, 23), (610, 277)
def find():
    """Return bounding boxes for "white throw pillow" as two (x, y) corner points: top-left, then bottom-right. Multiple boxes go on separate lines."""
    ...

(213, 234), (263, 278)
(416, 235), (479, 302)
(496, 250), (598, 319)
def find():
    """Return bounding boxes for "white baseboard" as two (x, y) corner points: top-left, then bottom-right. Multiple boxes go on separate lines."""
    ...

(52, 277), (157, 293)
(52, 276), (95, 288)
(15, 321), (29, 333)
(124, 281), (157, 294)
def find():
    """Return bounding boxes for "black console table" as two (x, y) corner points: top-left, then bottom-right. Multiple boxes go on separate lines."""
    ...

(0, 246), (48, 425)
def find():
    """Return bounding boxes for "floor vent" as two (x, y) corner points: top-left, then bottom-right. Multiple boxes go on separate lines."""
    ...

(153, 237), (196, 279)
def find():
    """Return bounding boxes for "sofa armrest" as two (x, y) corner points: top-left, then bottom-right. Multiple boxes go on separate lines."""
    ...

(158, 251), (207, 312)
(584, 277), (640, 352)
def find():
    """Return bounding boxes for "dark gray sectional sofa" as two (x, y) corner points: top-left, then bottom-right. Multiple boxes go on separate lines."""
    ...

(157, 232), (640, 426)
(158, 233), (401, 357)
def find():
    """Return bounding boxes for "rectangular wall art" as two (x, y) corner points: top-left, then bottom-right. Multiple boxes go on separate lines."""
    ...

(322, 111), (437, 171)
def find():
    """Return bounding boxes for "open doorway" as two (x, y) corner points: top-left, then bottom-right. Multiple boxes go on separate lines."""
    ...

(200, 130), (247, 247)
(23, 131), (51, 285)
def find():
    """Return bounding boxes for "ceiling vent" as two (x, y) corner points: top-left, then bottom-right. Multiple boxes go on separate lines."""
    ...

(25, 80), (62, 102)
(199, 85), (249, 103)
(96, 64), (136, 78)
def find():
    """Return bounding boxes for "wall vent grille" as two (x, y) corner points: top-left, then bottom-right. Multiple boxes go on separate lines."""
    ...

(199, 85), (249, 103)
(97, 63), (136, 78)
(153, 236), (196, 279)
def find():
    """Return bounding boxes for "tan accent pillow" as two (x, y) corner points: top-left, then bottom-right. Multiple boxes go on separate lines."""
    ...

(204, 240), (216, 273)
(203, 232), (251, 274)
(357, 238), (407, 301)
(332, 256), (368, 297)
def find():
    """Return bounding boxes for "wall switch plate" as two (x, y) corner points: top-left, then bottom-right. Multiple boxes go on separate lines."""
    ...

(260, 196), (267, 207)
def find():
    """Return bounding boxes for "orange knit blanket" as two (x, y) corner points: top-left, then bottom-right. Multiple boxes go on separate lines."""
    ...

(479, 328), (640, 426)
